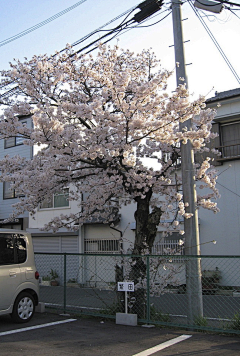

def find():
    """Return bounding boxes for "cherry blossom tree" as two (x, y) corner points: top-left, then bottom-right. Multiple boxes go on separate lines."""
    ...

(0, 45), (219, 254)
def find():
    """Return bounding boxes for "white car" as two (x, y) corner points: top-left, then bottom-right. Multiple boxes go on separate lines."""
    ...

(0, 229), (39, 323)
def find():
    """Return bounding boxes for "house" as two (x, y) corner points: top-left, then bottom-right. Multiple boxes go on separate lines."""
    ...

(198, 88), (240, 257)
(0, 115), (32, 230)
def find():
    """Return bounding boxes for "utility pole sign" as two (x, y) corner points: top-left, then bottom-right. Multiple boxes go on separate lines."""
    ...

(117, 281), (135, 315)
(116, 281), (137, 326)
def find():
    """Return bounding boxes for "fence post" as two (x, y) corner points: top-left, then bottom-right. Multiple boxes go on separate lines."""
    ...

(63, 253), (67, 314)
(146, 255), (150, 324)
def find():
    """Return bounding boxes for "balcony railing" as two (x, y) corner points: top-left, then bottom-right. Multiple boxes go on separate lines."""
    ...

(217, 143), (240, 162)
(84, 238), (121, 254)
(152, 240), (184, 255)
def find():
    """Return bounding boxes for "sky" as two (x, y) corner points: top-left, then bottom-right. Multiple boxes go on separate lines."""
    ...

(0, 0), (240, 100)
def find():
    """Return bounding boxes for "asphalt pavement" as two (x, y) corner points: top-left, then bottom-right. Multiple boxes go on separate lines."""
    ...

(0, 311), (240, 356)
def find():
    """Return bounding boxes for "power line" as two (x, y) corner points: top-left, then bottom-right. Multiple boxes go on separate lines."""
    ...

(220, 0), (240, 7)
(189, 0), (240, 84)
(70, 0), (165, 56)
(70, 6), (138, 48)
(70, 16), (135, 55)
(130, 9), (172, 28)
(229, 8), (240, 18)
(0, 0), (87, 48)
(0, 4), (138, 92)
(217, 182), (240, 198)
(0, 0), (166, 98)
(82, 8), (172, 55)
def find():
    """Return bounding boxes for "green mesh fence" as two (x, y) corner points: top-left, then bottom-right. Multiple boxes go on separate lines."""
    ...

(35, 253), (240, 333)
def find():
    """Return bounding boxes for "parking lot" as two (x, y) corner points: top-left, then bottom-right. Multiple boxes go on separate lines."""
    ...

(0, 312), (240, 356)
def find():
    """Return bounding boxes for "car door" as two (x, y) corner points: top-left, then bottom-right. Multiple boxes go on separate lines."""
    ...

(0, 233), (21, 311)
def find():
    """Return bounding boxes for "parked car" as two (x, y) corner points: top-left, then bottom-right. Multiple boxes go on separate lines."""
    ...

(0, 229), (39, 323)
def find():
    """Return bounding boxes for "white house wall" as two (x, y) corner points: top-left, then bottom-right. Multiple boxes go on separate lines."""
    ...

(29, 190), (80, 229)
(199, 92), (240, 257)
(198, 159), (240, 256)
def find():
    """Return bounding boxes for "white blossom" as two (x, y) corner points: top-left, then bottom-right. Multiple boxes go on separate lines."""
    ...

(0, 45), (219, 237)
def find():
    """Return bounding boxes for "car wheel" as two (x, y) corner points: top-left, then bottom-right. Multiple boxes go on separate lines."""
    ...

(11, 292), (35, 323)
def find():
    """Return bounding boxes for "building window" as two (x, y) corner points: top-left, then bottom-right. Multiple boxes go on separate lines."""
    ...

(219, 121), (240, 160)
(40, 189), (69, 209)
(3, 181), (24, 200)
(3, 181), (16, 199)
(84, 238), (121, 254)
(4, 121), (27, 148)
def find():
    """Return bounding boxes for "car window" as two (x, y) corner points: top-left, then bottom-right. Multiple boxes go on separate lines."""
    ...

(0, 233), (27, 265)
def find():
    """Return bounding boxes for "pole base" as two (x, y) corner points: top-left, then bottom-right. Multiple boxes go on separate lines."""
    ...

(116, 313), (137, 326)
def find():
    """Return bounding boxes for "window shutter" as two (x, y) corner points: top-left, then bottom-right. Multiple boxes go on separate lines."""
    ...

(4, 137), (15, 148)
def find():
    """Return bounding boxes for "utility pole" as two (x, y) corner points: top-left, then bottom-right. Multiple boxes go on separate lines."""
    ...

(171, 0), (203, 325)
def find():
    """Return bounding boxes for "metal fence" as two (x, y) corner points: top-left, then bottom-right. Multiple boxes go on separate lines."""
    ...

(35, 253), (240, 334)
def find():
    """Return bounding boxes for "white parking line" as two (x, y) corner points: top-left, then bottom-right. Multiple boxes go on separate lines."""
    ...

(0, 318), (77, 337)
(132, 334), (192, 356)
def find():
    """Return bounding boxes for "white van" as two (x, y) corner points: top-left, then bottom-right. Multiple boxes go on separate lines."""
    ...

(0, 229), (39, 323)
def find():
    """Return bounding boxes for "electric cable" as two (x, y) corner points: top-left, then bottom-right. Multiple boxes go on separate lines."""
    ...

(70, 4), (168, 56)
(105, 9), (171, 43)
(220, 0), (240, 7)
(130, 9), (172, 28)
(0, 0), (87, 48)
(0, 4), (139, 91)
(70, 5), (138, 48)
(229, 8), (240, 18)
(71, 18), (135, 56)
(0, 1), (169, 99)
(189, 0), (240, 84)
(72, 8), (171, 55)
(216, 181), (240, 198)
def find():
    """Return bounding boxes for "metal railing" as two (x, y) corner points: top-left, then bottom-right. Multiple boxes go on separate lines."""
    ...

(84, 238), (121, 254)
(35, 253), (240, 334)
(152, 240), (184, 255)
(217, 143), (240, 161)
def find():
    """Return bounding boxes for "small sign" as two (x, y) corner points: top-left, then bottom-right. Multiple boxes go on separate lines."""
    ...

(117, 281), (134, 292)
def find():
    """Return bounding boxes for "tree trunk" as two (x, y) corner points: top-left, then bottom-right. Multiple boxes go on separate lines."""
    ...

(134, 194), (162, 253)
(130, 194), (162, 317)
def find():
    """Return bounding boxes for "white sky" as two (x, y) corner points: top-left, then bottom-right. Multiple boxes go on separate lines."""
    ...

(1, 0), (240, 99)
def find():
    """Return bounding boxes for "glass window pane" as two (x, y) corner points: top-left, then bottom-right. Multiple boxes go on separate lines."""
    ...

(40, 189), (69, 209)
(40, 198), (53, 209)
(4, 137), (15, 148)
(0, 234), (16, 265)
(16, 235), (27, 264)
(3, 181), (15, 199)
(54, 190), (69, 208)
(221, 122), (240, 158)
(16, 136), (24, 145)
